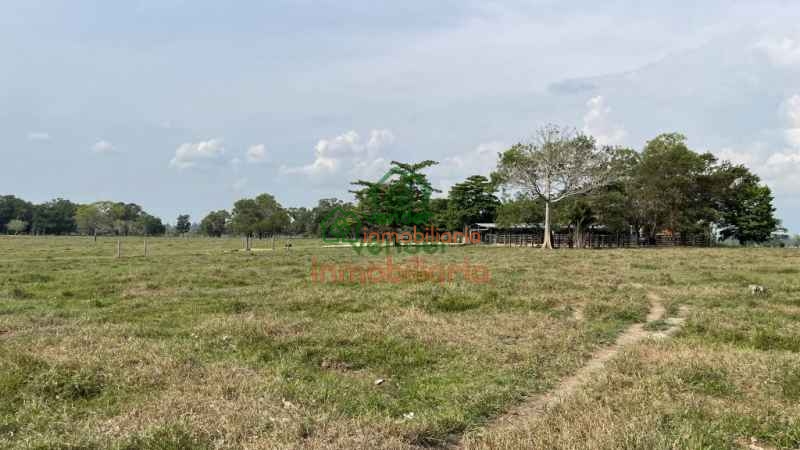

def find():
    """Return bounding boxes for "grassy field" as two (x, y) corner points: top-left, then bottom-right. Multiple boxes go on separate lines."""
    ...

(1, 236), (799, 449)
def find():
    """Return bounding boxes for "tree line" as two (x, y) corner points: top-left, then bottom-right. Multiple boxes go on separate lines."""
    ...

(0, 198), (166, 236)
(191, 131), (783, 247)
(492, 129), (782, 247)
(0, 130), (788, 246)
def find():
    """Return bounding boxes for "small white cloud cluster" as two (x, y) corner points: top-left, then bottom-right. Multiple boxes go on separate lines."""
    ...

(756, 36), (800, 67)
(784, 94), (800, 148)
(582, 96), (627, 146)
(714, 94), (800, 195)
(431, 141), (504, 193)
(282, 129), (394, 181)
(767, 95), (800, 193)
(169, 139), (225, 169)
(246, 144), (267, 163)
(93, 140), (115, 154)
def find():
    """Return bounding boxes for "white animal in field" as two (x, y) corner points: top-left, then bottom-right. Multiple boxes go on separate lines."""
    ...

(748, 284), (767, 296)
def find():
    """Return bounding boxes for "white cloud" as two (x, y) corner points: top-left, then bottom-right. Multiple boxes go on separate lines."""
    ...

(367, 129), (395, 151)
(713, 146), (800, 195)
(713, 147), (756, 167)
(92, 140), (115, 154)
(761, 151), (800, 194)
(246, 144), (267, 163)
(756, 36), (800, 67)
(27, 132), (50, 141)
(281, 129), (394, 181)
(714, 141), (800, 195)
(582, 96), (627, 146)
(783, 94), (800, 147)
(169, 139), (225, 169)
(431, 141), (504, 193)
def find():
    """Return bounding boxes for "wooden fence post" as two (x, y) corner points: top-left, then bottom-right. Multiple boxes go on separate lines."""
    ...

(144, 239), (148, 257)
(116, 240), (121, 258)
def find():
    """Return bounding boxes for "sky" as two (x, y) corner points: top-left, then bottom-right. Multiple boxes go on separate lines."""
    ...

(2, 0), (800, 232)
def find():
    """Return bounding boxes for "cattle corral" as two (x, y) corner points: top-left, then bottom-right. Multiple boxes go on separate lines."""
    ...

(1, 236), (799, 449)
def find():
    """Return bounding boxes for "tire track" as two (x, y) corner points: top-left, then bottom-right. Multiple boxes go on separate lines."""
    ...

(453, 292), (688, 448)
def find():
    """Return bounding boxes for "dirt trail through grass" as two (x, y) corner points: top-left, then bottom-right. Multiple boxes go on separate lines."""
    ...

(457, 292), (687, 448)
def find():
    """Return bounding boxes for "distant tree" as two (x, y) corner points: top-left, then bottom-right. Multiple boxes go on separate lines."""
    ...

(629, 134), (716, 241)
(495, 194), (544, 228)
(230, 194), (290, 237)
(137, 214), (166, 236)
(75, 203), (114, 236)
(565, 198), (595, 248)
(311, 198), (355, 236)
(0, 195), (34, 233)
(494, 125), (615, 248)
(230, 199), (260, 237)
(75, 204), (100, 236)
(584, 188), (629, 236)
(714, 164), (779, 245)
(118, 203), (145, 235)
(286, 207), (314, 235)
(445, 175), (499, 230)
(175, 214), (191, 235)
(6, 219), (28, 235)
(428, 197), (449, 230)
(351, 160), (438, 243)
(199, 210), (230, 237)
(31, 198), (77, 235)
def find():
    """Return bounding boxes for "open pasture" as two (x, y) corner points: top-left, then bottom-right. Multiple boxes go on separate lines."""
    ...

(1, 236), (799, 449)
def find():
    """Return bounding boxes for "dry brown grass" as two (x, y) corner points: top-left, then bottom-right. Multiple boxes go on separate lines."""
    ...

(0, 237), (799, 449)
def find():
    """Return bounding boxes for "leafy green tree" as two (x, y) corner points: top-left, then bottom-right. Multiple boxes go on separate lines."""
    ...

(585, 188), (630, 236)
(230, 194), (289, 237)
(6, 219), (28, 235)
(199, 210), (230, 237)
(445, 175), (499, 230)
(175, 214), (191, 235)
(75, 204), (113, 236)
(494, 125), (615, 248)
(351, 160), (438, 243)
(286, 207), (314, 235)
(137, 214), (166, 236)
(311, 198), (353, 236)
(32, 198), (77, 235)
(630, 133), (715, 240)
(111, 203), (145, 235)
(564, 198), (595, 248)
(0, 195), (34, 233)
(495, 194), (544, 228)
(428, 197), (450, 230)
(714, 164), (779, 245)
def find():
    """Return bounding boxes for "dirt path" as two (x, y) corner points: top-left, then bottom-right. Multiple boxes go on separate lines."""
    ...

(454, 292), (687, 447)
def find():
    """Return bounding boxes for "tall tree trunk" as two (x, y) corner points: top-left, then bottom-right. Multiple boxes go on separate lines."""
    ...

(542, 200), (553, 249)
(575, 221), (582, 249)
